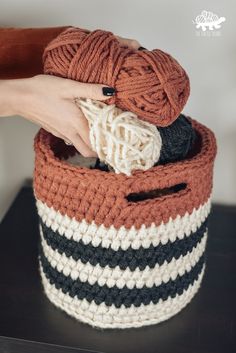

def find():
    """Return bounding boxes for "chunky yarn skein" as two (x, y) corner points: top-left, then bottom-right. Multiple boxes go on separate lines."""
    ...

(65, 109), (196, 173)
(75, 97), (162, 176)
(43, 27), (190, 127)
(157, 114), (196, 165)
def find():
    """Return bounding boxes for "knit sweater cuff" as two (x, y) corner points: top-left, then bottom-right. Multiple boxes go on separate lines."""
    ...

(0, 26), (69, 79)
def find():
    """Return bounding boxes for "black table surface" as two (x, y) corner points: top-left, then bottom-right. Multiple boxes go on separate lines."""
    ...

(0, 184), (235, 353)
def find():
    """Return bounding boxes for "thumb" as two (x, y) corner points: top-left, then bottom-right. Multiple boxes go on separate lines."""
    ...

(65, 80), (116, 101)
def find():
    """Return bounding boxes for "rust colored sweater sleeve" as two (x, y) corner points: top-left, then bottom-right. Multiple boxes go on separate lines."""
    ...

(0, 26), (69, 79)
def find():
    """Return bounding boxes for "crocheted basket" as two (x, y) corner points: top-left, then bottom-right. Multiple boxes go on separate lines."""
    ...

(33, 117), (217, 329)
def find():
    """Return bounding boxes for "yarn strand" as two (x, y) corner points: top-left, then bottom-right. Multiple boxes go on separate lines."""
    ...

(43, 27), (190, 127)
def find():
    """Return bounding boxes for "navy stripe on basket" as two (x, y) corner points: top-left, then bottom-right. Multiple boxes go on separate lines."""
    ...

(39, 217), (208, 271)
(39, 245), (205, 308)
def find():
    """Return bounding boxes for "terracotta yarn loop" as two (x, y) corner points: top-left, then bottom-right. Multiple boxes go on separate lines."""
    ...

(43, 27), (190, 127)
(33, 118), (217, 230)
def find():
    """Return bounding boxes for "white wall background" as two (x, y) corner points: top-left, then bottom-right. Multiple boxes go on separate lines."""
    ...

(0, 0), (235, 221)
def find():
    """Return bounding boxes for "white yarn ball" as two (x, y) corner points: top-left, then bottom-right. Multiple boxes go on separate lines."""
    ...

(74, 98), (162, 176)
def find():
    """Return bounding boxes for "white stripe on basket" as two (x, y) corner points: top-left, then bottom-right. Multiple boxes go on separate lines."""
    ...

(36, 197), (211, 251)
(39, 261), (205, 329)
(40, 225), (207, 289)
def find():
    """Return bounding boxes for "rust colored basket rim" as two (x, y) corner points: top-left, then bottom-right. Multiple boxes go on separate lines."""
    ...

(34, 117), (217, 181)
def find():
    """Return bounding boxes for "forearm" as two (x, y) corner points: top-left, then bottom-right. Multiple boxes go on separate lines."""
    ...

(0, 79), (28, 117)
(0, 26), (68, 79)
(0, 79), (13, 116)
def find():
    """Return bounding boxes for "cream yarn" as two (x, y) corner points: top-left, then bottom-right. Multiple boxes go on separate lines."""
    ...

(74, 98), (162, 176)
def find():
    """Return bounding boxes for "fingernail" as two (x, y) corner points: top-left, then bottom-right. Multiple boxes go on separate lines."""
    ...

(138, 46), (147, 50)
(102, 86), (116, 96)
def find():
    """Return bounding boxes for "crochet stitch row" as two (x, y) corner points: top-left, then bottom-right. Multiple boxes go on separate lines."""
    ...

(33, 118), (217, 230)
(33, 118), (216, 328)
(39, 260), (205, 329)
(37, 195), (208, 328)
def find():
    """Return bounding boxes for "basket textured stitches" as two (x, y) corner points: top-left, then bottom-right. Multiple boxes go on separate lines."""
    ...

(33, 118), (217, 329)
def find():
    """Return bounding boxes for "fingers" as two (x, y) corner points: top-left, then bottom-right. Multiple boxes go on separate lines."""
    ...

(71, 109), (94, 151)
(64, 80), (116, 101)
(66, 107), (97, 156)
(70, 131), (97, 157)
(40, 120), (97, 158)
(115, 35), (141, 50)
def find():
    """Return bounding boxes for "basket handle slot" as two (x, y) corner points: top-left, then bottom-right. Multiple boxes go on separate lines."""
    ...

(125, 183), (187, 203)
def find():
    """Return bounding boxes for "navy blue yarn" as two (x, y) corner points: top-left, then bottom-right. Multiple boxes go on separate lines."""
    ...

(39, 217), (207, 271)
(39, 246), (205, 308)
(157, 114), (196, 165)
(92, 114), (196, 171)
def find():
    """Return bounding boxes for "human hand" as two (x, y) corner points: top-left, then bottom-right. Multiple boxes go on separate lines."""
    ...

(0, 75), (116, 157)
(0, 35), (144, 157)
(115, 34), (143, 50)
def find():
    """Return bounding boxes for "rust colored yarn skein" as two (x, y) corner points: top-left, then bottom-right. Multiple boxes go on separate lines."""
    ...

(43, 27), (190, 127)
